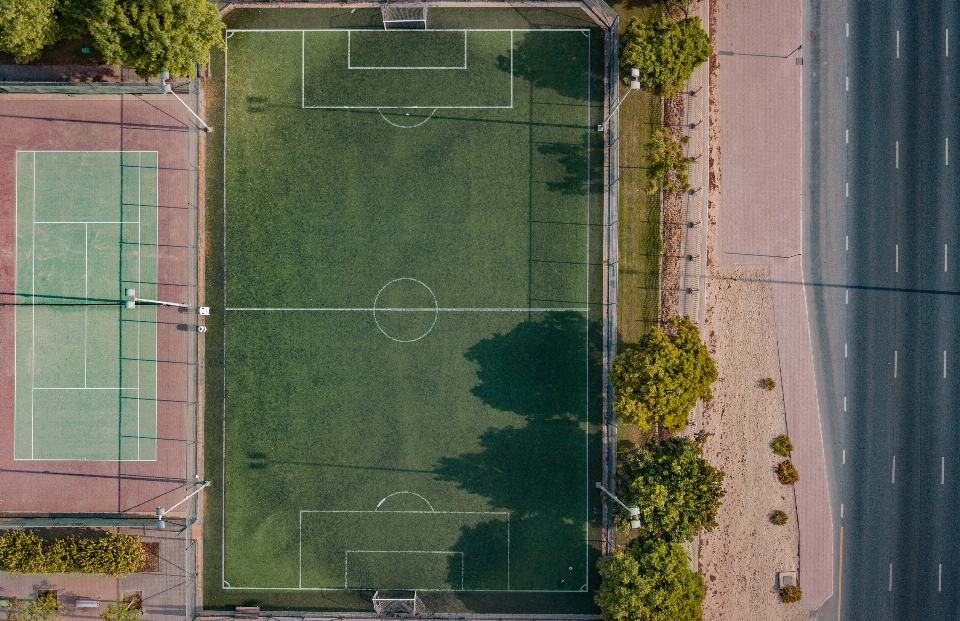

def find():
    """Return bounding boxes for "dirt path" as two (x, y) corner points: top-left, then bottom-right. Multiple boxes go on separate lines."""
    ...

(699, 266), (810, 620)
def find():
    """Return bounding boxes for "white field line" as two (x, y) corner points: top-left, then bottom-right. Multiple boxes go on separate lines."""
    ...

(226, 307), (589, 312)
(892, 455), (897, 484)
(942, 456), (945, 484)
(896, 30), (900, 58)
(894, 350), (898, 377)
(889, 563), (893, 591)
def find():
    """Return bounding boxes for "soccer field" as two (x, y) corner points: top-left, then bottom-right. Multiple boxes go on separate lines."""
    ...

(209, 19), (605, 610)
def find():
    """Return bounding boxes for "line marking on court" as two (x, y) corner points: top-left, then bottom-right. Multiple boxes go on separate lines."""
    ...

(843, 396), (847, 411)
(942, 456), (945, 484)
(946, 244), (949, 271)
(347, 30), (468, 70)
(939, 563), (943, 591)
(343, 551), (465, 590)
(895, 245), (899, 272)
(845, 128), (849, 143)
(845, 343), (848, 358)
(377, 108), (436, 128)
(947, 29), (950, 57)
(846, 76), (850, 91)
(894, 350), (898, 377)
(31, 151), (36, 458)
(895, 141), (899, 168)
(840, 503), (843, 518)
(845, 182), (849, 197)
(376, 491), (435, 511)
(896, 30), (900, 58)
(226, 307), (589, 312)
(846, 23), (849, 37)
(947, 137), (950, 165)
(944, 351), (947, 378)
(842, 449), (846, 464)
(84, 223), (88, 387)
(892, 455), (896, 484)
(845, 289), (849, 304)
(889, 563), (893, 591)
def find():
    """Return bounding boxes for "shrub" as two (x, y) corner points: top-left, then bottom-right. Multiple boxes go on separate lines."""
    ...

(770, 434), (793, 457)
(646, 128), (692, 196)
(100, 599), (143, 621)
(769, 510), (788, 525)
(762, 377), (777, 391)
(780, 585), (802, 603)
(5, 593), (64, 621)
(0, 531), (146, 577)
(776, 460), (800, 485)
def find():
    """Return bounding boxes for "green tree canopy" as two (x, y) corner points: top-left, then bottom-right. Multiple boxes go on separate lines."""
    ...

(616, 435), (725, 540)
(596, 537), (705, 621)
(646, 127), (691, 196)
(100, 600), (142, 621)
(5, 594), (64, 621)
(609, 315), (718, 432)
(0, 0), (59, 63)
(87, 0), (224, 77)
(620, 16), (711, 97)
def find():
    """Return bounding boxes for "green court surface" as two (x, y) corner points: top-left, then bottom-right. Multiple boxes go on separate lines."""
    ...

(216, 25), (603, 605)
(14, 151), (159, 461)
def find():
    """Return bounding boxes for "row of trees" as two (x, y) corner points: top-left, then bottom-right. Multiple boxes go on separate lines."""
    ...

(0, 530), (146, 577)
(0, 0), (223, 76)
(5, 593), (141, 621)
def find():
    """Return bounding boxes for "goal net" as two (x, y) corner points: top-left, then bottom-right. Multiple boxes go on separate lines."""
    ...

(382, 5), (427, 29)
(372, 591), (427, 616)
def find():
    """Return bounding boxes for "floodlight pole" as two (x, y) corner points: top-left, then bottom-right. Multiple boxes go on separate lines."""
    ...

(160, 71), (212, 133)
(596, 482), (642, 529)
(123, 288), (187, 309)
(156, 481), (210, 529)
(596, 68), (641, 132)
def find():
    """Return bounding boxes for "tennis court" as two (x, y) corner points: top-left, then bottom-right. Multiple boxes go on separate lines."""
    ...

(210, 18), (605, 610)
(14, 151), (159, 461)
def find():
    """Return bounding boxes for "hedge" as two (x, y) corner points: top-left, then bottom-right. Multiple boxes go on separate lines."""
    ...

(0, 530), (146, 577)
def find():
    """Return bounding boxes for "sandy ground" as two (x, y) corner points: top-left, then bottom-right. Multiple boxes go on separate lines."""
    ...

(699, 266), (810, 620)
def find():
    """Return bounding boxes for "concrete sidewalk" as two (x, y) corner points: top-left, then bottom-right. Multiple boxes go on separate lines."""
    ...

(714, 0), (834, 607)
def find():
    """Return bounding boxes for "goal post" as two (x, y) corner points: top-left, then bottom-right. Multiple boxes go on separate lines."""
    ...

(382, 5), (428, 29)
(372, 591), (427, 616)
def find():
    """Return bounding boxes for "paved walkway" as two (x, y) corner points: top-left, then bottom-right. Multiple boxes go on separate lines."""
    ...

(714, 0), (834, 607)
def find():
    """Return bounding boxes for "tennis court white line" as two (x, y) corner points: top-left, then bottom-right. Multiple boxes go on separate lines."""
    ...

(34, 221), (134, 224)
(33, 387), (133, 390)
(31, 151), (36, 458)
(226, 307), (588, 312)
(347, 30), (468, 70)
(84, 223), (88, 387)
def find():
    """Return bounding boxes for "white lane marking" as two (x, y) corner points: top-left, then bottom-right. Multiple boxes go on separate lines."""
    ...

(948, 29), (950, 57)
(895, 245), (899, 272)
(896, 30), (900, 58)
(844, 396), (847, 411)
(939, 563), (943, 592)
(889, 564), (893, 591)
(892, 455), (897, 484)
(846, 182), (849, 197)
(894, 350), (898, 377)
(846, 76), (850, 91)
(842, 449), (846, 464)
(896, 140), (899, 168)
(846, 23), (850, 37)
(947, 138), (950, 165)
(942, 456), (945, 484)
(945, 351), (948, 378)
(946, 244), (949, 272)
(846, 235), (849, 250)
(846, 128), (849, 143)
(846, 289), (849, 304)
(840, 503), (844, 518)
(845, 343), (848, 357)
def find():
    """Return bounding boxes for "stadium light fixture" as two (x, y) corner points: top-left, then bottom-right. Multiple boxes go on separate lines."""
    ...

(156, 481), (211, 530)
(595, 482), (642, 529)
(123, 288), (188, 310)
(159, 71), (213, 133)
(596, 67), (641, 132)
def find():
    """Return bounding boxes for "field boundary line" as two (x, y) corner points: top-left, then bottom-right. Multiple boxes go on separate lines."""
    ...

(225, 307), (589, 312)
(343, 550), (465, 590)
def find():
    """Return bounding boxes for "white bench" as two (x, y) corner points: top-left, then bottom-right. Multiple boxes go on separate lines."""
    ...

(75, 600), (100, 608)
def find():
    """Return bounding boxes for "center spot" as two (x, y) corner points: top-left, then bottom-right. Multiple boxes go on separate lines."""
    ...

(373, 278), (438, 342)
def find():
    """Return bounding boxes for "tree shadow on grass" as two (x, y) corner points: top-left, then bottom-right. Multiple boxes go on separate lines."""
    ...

(498, 31), (590, 102)
(536, 143), (588, 196)
(435, 313), (600, 593)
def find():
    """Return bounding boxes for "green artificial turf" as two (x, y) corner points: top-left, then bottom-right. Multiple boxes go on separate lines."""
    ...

(209, 23), (605, 612)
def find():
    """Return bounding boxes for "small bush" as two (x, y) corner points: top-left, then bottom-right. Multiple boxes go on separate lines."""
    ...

(100, 599), (143, 621)
(0, 531), (146, 577)
(5, 593), (64, 621)
(776, 460), (800, 485)
(762, 377), (777, 390)
(780, 584), (802, 603)
(769, 510), (788, 525)
(771, 434), (793, 457)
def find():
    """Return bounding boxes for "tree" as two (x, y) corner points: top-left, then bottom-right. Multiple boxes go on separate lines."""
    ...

(646, 127), (691, 196)
(87, 0), (224, 77)
(609, 315), (718, 432)
(0, 530), (146, 577)
(620, 17), (711, 97)
(0, 0), (59, 63)
(659, 0), (702, 20)
(596, 537), (705, 621)
(616, 435), (725, 540)
(5, 594), (64, 621)
(100, 600), (142, 621)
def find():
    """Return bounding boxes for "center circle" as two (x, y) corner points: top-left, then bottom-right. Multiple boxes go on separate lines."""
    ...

(373, 278), (439, 343)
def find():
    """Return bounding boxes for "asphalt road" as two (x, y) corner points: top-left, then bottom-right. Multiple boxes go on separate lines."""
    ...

(806, 1), (960, 618)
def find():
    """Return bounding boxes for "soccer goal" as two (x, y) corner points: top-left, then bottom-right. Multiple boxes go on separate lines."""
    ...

(372, 591), (427, 616)
(382, 4), (427, 29)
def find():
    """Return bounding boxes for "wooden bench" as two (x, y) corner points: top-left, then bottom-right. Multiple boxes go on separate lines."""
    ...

(235, 606), (260, 619)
